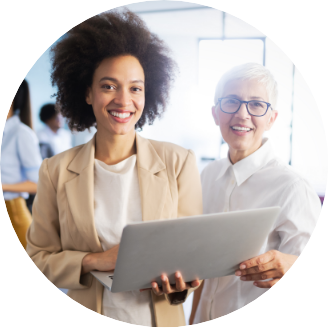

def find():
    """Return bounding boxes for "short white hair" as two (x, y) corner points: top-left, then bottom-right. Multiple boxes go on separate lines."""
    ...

(214, 63), (278, 110)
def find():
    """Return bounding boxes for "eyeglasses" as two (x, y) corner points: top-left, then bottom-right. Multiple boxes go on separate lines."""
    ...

(217, 97), (272, 117)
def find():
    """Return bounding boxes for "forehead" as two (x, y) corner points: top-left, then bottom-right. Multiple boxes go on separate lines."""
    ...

(223, 78), (268, 101)
(93, 55), (145, 80)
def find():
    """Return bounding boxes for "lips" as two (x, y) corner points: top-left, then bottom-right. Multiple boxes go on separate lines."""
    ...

(108, 110), (133, 118)
(107, 110), (134, 123)
(230, 124), (254, 135)
(231, 126), (252, 132)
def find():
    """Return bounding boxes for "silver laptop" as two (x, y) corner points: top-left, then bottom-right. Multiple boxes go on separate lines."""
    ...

(91, 206), (280, 293)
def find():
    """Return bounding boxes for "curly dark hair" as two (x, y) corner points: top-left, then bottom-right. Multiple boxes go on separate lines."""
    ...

(50, 9), (176, 131)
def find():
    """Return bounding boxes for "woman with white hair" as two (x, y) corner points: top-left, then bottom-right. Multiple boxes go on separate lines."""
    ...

(189, 63), (321, 323)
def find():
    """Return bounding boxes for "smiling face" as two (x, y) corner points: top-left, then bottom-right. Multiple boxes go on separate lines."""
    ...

(212, 78), (278, 163)
(86, 55), (145, 138)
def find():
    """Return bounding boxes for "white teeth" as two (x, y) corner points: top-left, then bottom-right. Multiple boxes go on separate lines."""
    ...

(232, 126), (252, 131)
(110, 111), (131, 119)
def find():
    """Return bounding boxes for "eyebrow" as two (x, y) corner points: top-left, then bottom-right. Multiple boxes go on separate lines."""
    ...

(99, 77), (144, 84)
(225, 94), (265, 101)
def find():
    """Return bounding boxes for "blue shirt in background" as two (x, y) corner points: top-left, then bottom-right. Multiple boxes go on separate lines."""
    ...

(1, 115), (42, 200)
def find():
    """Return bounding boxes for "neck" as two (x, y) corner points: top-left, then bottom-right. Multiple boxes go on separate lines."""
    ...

(229, 141), (262, 164)
(95, 129), (136, 165)
(48, 125), (59, 133)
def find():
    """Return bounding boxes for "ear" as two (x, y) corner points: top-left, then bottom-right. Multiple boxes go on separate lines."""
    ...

(265, 110), (278, 131)
(212, 106), (220, 126)
(85, 87), (92, 105)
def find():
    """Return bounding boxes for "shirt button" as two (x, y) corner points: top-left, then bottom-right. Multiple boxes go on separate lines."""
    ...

(231, 181), (235, 185)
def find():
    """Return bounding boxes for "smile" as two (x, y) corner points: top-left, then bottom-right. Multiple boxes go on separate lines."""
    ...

(231, 126), (253, 132)
(109, 111), (133, 119)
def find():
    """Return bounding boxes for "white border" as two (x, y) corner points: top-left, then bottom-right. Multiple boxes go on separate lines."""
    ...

(1, 0), (328, 327)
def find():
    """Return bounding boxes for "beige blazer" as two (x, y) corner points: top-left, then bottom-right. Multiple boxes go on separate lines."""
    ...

(26, 133), (203, 327)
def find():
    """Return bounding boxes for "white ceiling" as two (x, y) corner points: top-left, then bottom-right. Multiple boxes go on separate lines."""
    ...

(124, 1), (209, 13)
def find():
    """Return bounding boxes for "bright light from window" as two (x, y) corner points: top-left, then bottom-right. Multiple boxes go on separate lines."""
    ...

(199, 39), (264, 103)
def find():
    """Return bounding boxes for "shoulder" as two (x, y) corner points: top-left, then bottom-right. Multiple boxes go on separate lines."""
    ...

(147, 138), (195, 172)
(48, 144), (83, 166)
(17, 122), (38, 141)
(148, 139), (191, 159)
(37, 127), (48, 139)
(265, 157), (307, 188)
(58, 128), (72, 138)
(201, 158), (227, 179)
(46, 144), (84, 178)
(262, 157), (319, 204)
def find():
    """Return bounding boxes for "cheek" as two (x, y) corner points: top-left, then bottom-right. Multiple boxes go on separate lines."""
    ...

(136, 97), (145, 113)
(251, 117), (268, 135)
(218, 113), (231, 130)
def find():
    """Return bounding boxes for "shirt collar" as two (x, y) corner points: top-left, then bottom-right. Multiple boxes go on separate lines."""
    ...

(214, 157), (232, 181)
(215, 138), (275, 186)
(4, 115), (20, 134)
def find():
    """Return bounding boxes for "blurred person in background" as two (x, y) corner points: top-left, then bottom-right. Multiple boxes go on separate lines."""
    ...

(37, 103), (72, 156)
(26, 10), (202, 327)
(1, 79), (42, 248)
(189, 63), (321, 324)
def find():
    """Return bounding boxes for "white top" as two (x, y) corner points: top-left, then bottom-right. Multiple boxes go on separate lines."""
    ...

(194, 138), (321, 322)
(37, 125), (72, 155)
(94, 155), (153, 326)
(1, 115), (42, 200)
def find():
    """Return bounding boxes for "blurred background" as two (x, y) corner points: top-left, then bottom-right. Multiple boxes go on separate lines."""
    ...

(21, 1), (327, 321)
(25, 1), (327, 200)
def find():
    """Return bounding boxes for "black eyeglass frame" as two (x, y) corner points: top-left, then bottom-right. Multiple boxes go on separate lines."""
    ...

(217, 97), (272, 117)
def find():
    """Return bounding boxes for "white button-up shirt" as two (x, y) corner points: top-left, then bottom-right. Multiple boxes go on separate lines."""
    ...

(37, 125), (72, 155)
(1, 115), (42, 200)
(194, 138), (321, 322)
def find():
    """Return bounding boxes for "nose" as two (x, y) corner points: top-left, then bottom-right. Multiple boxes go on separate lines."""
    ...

(113, 88), (132, 107)
(234, 102), (250, 119)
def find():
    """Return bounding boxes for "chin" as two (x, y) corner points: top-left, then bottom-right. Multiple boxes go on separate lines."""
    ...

(111, 127), (135, 136)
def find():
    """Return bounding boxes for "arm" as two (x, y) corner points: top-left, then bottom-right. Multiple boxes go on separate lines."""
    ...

(189, 280), (204, 325)
(235, 179), (321, 288)
(81, 244), (119, 275)
(2, 181), (37, 193)
(15, 125), (42, 192)
(26, 159), (92, 289)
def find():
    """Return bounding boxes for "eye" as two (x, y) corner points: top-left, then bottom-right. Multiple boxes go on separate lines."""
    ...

(102, 84), (115, 90)
(224, 98), (239, 105)
(132, 87), (143, 92)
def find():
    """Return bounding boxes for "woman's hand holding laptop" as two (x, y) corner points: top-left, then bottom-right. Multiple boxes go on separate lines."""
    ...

(235, 250), (298, 288)
(141, 272), (200, 295)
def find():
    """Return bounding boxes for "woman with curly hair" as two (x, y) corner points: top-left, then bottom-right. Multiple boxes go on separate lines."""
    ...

(26, 9), (202, 327)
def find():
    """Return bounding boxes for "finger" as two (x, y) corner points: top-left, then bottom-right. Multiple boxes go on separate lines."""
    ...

(239, 250), (277, 270)
(151, 281), (163, 295)
(139, 288), (152, 292)
(236, 260), (276, 276)
(240, 269), (279, 282)
(189, 279), (201, 288)
(161, 275), (172, 294)
(174, 272), (186, 292)
(253, 278), (279, 288)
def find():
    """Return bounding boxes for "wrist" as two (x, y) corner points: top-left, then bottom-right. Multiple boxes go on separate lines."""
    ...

(82, 253), (98, 274)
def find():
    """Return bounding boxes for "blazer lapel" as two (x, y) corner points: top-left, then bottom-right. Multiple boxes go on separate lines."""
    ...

(136, 134), (168, 222)
(65, 135), (103, 253)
